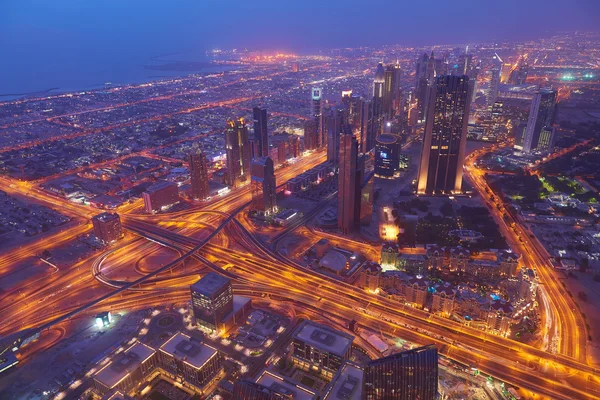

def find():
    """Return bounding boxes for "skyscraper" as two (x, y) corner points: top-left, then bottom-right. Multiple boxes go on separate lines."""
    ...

(363, 345), (438, 400)
(253, 107), (269, 158)
(457, 54), (472, 76)
(312, 87), (324, 149)
(251, 156), (277, 215)
(188, 144), (210, 200)
(303, 119), (318, 151)
(417, 75), (473, 195)
(225, 117), (251, 187)
(415, 52), (436, 122)
(382, 64), (400, 117)
(190, 272), (234, 332)
(338, 133), (363, 234)
(522, 89), (557, 154)
(325, 105), (347, 166)
(488, 55), (502, 107)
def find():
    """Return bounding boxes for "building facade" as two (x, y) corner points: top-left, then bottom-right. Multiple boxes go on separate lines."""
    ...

(253, 107), (269, 158)
(190, 273), (234, 331)
(225, 118), (252, 187)
(92, 212), (122, 243)
(417, 75), (473, 195)
(189, 146), (210, 200)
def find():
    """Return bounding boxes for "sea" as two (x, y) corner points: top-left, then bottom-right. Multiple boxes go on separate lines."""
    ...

(0, 51), (235, 102)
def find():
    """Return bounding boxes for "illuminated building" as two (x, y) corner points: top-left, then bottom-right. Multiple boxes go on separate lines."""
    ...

(513, 122), (528, 150)
(91, 212), (122, 243)
(291, 62), (300, 73)
(93, 341), (158, 397)
(357, 261), (382, 291)
(417, 75), (473, 195)
(142, 181), (179, 213)
(522, 89), (557, 153)
(486, 300), (514, 337)
(374, 134), (400, 178)
(415, 52), (436, 122)
(322, 361), (364, 400)
(233, 380), (292, 400)
(431, 284), (456, 317)
(363, 345), (438, 400)
(457, 53), (472, 76)
(253, 107), (269, 158)
(92, 333), (223, 398)
(291, 320), (354, 380)
(95, 311), (112, 329)
(404, 275), (428, 309)
(225, 117), (251, 187)
(312, 87), (324, 149)
(361, 99), (377, 152)
(303, 119), (318, 151)
(369, 63), (385, 147)
(190, 272), (234, 331)
(188, 145), (210, 200)
(253, 370), (318, 400)
(251, 156), (277, 215)
(488, 55), (502, 107)
(158, 332), (223, 392)
(383, 63), (401, 117)
(380, 242), (400, 269)
(338, 133), (363, 234)
(500, 62), (513, 83)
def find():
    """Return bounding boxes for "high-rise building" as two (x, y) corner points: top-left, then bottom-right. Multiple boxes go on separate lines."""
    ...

(522, 89), (557, 153)
(488, 55), (502, 107)
(363, 345), (438, 400)
(325, 105), (347, 166)
(303, 119), (318, 151)
(225, 117), (251, 187)
(189, 144), (210, 200)
(190, 272), (234, 331)
(338, 133), (363, 234)
(233, 381), (289, 400)
(312, 87), (324, 149)
(253, 107), (269, 158)
(371, 63), (385, 139)
(417, 75), (473, 195)
(91, 212), (122, 243)
(457, 54), (472, 76)
(251, 156), (277, 215)
(374, 134), (400, 178)
(361, 99), (377, 153)
(142, 181), (179, 213)
(383, 64), (400, 117)
(415, 52), (436, 122)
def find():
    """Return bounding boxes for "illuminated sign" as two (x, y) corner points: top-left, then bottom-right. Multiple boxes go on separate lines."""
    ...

(312, 88), (322, 100)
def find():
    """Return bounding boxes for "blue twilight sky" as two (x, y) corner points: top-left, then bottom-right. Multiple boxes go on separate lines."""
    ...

(0, 0), (599, 94)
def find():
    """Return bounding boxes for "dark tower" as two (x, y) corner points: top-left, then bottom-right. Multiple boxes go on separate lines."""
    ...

(417, 75), (473, 195)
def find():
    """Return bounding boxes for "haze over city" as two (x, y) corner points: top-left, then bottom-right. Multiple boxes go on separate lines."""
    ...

(0, 2), (600, 400)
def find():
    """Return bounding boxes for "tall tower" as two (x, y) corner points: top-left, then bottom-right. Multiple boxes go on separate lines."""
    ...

(417, 75), (473, 195)
(363, 345), (438, 400)
(522, 89), (557, 153)
(303, 119), (318, 151)
(325, 105), (347, 167)
(369, 63), (385, 148)
(188, 144), (210, 200)
(338, 133), (362, 234)
(312, 87), (324, 148)
(416, 52), (436, 122)
(225, 117), (251, 187)
(488, 54), (502, 107)
(253, 107), (268, 158)
(251, 156), (277, 215)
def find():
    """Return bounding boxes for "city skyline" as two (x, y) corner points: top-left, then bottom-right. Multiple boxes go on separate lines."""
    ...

(0, 5), (599, 398)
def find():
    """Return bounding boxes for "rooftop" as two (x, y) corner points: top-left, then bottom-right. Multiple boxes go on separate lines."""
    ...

(319, 249), (348, 273)
(145, 181), (177, 194)
(293, 321), (354, 357)
(324, 361), (364, 400)
(159, 332), (219, 369)
(255, 370), (317, 400)
(94, 341), (155, 390)
(191, 272), (231, 297)
(92, 212), (120, 223)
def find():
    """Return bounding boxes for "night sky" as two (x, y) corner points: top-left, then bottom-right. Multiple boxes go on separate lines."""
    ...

(1, 0), (599, 93)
